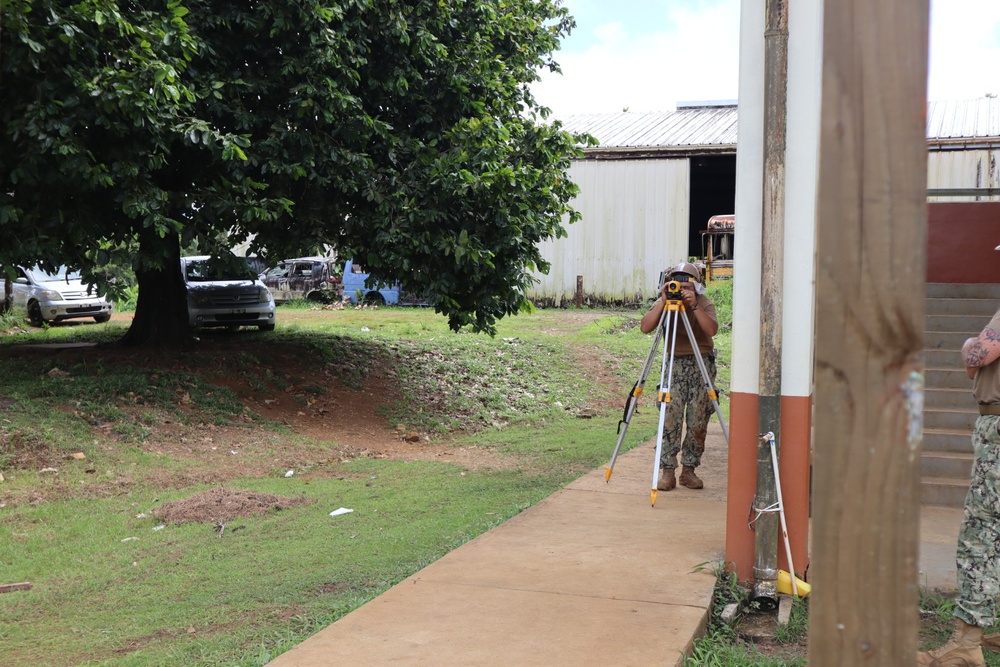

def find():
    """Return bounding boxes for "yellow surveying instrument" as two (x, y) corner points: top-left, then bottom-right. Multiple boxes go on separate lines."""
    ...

(605, 267), (730, 506)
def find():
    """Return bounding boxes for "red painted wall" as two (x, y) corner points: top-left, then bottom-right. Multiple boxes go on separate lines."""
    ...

(928, 202), (1000, 282)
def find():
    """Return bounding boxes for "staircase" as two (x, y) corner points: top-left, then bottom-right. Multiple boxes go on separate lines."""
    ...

(922, 283), (1000, 506)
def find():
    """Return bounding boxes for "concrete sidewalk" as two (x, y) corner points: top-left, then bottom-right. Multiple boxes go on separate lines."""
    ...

(267, 427), (728, 667)
(266, 421), (963, 666)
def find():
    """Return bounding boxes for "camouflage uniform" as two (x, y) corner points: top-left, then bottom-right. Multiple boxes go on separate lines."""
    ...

(955, 414), (1000, 627)
(659, 354), (718, 470)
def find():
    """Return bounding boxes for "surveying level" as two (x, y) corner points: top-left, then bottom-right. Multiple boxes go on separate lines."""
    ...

(605, 280), (730, 507)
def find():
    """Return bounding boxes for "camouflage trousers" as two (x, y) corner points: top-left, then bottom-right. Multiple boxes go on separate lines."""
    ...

(955, 414), (1000, 627)
(658, 355), (718, 470)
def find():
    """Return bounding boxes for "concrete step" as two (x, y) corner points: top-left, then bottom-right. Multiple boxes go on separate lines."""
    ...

(927, 283), (1000, 300)
(926, 387), (980, 411)
(921, 285), (997, 508)
(923, 428), (975, 454)
(921, 476), (970, 508)
(926, 330), (978, 351)
(926, 313), (992, 333)
(926, 349), (961, 367)
(926, 297), (1000, 317)
(923, 408), (979, 432)
(926, 368), (973, 389)
(921, 451), (974, 479)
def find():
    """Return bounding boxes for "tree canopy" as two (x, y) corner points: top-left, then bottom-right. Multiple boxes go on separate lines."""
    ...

(1, 0), (587, 343)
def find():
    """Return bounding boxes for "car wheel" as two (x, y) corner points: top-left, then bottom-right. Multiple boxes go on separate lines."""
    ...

(306, 291), (327, 303)
(258, 323), (275, 332)
(27, 301), (44, 327)
(363, 292), (386, 306)
(94, 313), (111, 323)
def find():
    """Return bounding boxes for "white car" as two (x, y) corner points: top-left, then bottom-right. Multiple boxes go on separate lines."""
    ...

(6, 265), (113, 326)
(181, 255), (276, 331)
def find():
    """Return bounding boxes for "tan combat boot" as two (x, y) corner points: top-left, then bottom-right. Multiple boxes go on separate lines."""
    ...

(679, 465), (703, 489)
(656, 468), (675, 491)
(917, 620), (984, 666)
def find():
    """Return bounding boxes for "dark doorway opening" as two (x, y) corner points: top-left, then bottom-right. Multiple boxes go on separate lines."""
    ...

(688, 155), (737, 259)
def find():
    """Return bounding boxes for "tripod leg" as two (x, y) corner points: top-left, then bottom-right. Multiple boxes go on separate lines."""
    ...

(605, 309), (666, 481)
(651, 305), (681, 507)
(679, 309), (729, 444)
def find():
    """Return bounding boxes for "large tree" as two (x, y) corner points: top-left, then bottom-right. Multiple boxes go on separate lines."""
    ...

(1, 0), (585, 344)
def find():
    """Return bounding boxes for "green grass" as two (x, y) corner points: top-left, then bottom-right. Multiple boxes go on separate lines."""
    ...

(0, 463), (558, 667)
(682, 563), (808, 666)
(0, 304), (734, 666)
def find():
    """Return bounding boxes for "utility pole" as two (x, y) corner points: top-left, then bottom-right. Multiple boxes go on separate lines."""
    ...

(752, 0), (788, 606)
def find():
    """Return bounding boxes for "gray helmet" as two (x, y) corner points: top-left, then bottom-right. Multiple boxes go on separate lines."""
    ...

(669, 262), (701, 282)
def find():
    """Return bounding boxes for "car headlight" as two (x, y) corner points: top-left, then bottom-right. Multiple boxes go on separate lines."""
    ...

(190, 292), (213, 305)
(259, 288), (272, 303)
(40, 289), (62, 300)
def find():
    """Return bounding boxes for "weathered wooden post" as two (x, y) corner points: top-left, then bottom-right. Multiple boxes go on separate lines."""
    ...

(752, 0), (789, 607)
(810, 0), (928, 664)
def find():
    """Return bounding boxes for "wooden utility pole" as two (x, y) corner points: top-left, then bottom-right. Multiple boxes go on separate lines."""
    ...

(810, 0), (928, 665)
(753, 0), (789, 606)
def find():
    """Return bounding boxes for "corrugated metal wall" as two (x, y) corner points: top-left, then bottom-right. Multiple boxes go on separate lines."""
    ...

(927, 149), (1000, 201)
(528, 158), (690, 305)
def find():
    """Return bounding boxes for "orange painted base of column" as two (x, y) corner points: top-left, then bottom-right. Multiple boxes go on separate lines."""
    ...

(779, 394), (811, 578)
(725, 392), (811, 584)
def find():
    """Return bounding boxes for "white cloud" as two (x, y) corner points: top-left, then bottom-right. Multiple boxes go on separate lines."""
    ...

(928, 0), (1000, 100)
(534, 1), (740, 118)
(534, 0), (1000, 119)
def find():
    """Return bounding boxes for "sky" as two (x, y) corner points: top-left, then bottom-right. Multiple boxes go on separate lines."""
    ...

(531, 0), (1000, 119)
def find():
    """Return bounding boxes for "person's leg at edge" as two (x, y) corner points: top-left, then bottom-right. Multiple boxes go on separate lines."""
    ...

(918, 415), (1000, 666)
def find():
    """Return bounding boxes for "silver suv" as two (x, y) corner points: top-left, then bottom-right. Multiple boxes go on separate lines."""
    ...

(181, 255), (276, 331)
(6, 265), (113, 326)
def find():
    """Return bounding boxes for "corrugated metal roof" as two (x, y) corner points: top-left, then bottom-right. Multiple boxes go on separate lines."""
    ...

(557, 99), (1000, 151)
(927, 99), (1000, 142)
(557, 106), (738, 150)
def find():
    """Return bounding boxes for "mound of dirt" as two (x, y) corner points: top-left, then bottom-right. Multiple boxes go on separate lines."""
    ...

(152, 487), (313, 524)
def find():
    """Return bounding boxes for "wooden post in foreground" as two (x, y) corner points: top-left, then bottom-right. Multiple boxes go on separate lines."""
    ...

(809, 0), (928, 665)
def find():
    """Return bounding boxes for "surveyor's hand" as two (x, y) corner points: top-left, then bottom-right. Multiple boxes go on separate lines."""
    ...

(681, 284), (698, 311)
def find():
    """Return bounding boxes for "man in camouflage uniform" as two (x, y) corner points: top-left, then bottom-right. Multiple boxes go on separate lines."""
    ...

(639, 262), (718, 492)
(919, 307), (1000, 666)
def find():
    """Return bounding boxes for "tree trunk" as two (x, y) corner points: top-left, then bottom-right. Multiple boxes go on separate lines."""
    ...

(119, 230), (194, 348)
(2, 277), (11, 314)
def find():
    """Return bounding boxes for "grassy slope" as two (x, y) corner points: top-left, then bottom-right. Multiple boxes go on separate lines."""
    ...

(3, 302), (720, 667)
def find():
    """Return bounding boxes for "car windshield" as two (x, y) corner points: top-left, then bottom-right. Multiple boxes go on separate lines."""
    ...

(29, 266), (81, 282)
(185, 259), (253, 282)
(265, 265), (289, 278)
